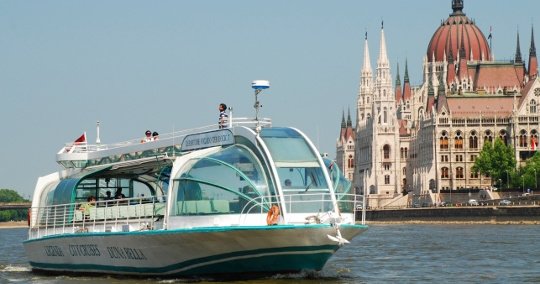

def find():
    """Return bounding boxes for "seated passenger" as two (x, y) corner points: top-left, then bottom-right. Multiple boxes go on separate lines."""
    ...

(79, 196), (96, 219)
(152, 131), (159, 141)
(114, 187), (126, 199)
(284, 179), (292, 188)
(104, 190), (113, 201)
(266, 204), (280, 226)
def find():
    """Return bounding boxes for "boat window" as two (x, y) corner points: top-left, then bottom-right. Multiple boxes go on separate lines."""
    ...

(261, 128), (333, 213)
(172, 145), (271, 216)
(260, 128), (319, 165)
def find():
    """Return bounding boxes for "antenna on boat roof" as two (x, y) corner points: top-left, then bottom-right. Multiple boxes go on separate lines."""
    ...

(251, 80), (270, 132)
(96, 121), (101, 144)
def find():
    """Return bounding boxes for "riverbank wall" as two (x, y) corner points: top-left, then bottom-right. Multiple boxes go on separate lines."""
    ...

(360, 206), (540, 224)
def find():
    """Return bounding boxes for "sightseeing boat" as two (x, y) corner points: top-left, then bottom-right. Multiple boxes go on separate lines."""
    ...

(24, 82), (367, 277)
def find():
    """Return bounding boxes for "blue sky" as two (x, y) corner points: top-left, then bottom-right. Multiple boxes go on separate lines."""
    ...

(1, 0), (538, 198)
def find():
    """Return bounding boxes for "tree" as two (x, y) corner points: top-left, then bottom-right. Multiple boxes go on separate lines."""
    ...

(472, 138), (516, 187)
(0, 188), (29, 222)
(520, 152), (540, 191)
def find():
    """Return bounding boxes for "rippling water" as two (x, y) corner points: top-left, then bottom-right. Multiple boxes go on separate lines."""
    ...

(2, 225), (540, 283)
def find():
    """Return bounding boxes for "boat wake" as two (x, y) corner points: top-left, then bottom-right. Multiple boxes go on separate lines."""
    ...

(0, 265), (31, 272)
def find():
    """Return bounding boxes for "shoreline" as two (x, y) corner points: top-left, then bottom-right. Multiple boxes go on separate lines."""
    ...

(0, 221), (27, 229)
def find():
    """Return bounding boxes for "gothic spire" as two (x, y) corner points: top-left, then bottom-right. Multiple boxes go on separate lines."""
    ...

(530, 25), (537, 57)
(362, 32), (372, 73)
(377, 23), (389, 67)
(404, 59), (410, 83)
(437, 72), (445, 97)
(459, 31), (466, 59)
(347, 108), (352, 127)
(341, 110), (346, 128)
(395, 63), (401, 86)
(515, 30), (523, 63)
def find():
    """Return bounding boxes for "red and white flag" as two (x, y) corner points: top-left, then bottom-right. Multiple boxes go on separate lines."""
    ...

(74, 132), (87, 144)
(532, 136), (537, 151)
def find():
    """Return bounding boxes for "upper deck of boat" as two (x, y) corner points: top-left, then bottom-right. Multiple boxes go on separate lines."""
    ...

(56, 118), (271, 169)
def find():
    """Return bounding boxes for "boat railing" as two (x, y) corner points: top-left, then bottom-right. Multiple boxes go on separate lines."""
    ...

(28, 196), (167, 240)
(238, 192), (365, 225)
(59, 117), (272, 155)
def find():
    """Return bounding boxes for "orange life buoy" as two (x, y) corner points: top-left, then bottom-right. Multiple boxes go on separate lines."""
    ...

(266, 205), (280, 225)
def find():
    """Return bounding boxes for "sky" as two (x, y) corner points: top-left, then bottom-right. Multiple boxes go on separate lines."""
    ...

(1, 0), (539, 198)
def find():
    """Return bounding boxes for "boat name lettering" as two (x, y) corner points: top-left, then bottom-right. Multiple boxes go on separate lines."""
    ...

(44, 245), (64, 257)
(182, 130), (233, 151)
(68, 244), (101, 257)
(106, 246), (147, 260)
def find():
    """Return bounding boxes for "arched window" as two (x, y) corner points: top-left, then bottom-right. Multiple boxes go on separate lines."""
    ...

(531, 100), (537, 113)
(378, 107), (381, 124)
(484, 130), (493, 144)
(499, 129), (508, 145)
(440, 131), (449, 150)
(441, 167), (449, 178)
(402, 167), (406, 175)
(519, 130), (528, 147)
(455, 130), (463, 149)
(532, 130), (538, 150)
(404, 147), (408, 158)
(383, 107), (388, 124)
(456, 167), (464, 179)
(347, 154), (354, 168)
(383, 145), (390, 159)
(469, 130), (478, 149)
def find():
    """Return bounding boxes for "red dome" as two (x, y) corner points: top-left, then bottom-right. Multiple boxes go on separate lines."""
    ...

(426, 3), (491, 63)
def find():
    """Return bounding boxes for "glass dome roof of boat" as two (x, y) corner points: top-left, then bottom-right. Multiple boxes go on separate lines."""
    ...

(259, 128), (319, 167)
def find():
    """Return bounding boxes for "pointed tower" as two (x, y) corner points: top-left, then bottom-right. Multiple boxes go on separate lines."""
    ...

(357, 32), (374, 124)
(447, 36), (456, 86)
(395, 63), (402, 105)
(371, 23), (400, 196)
(529, 25), (538, 78)
(373, 22), (394, 126)
(336, 108), (356, 181)
(515, 30), (523, 63)
(403, 60), (412, 101)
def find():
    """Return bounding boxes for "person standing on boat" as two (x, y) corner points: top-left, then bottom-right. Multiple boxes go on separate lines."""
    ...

(79, 196), (96, 219)
(114, 187), (126, 199)
(218, 103), (228, 129)
(141, 130), (152, 143)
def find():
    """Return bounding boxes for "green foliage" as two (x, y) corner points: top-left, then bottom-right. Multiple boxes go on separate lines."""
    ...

(519, 152), (540, 190)
(0, 188), (29, 222)
(472, 138), (516, 186)
(0, 189), (28, 202)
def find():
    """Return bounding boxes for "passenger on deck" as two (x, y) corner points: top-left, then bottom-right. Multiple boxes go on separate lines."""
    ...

(104, 191), (113, 201)
(218, 103), (228, 129)
(114, 187), (126, 199)
(284, 179), (292, 188)
(266, 204), (281, 226)
(152, 131), (159, 141)
(79, 196), (96, 219)
(141, 130), (152, 143)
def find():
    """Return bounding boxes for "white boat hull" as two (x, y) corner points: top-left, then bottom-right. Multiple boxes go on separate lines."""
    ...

(24, 224), (367, 277)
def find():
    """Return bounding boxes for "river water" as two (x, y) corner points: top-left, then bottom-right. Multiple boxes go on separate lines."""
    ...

(1, 224), (539, 283)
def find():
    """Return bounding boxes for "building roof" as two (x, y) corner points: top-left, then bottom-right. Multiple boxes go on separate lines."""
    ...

(426, 1), (490, 62)
(446, 96), (514, 117)
(472, 62), (525, 92)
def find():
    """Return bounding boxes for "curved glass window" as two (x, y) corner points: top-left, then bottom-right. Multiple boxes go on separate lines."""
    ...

(172, 145), (271, 215)
(261, 128), (331, 213)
